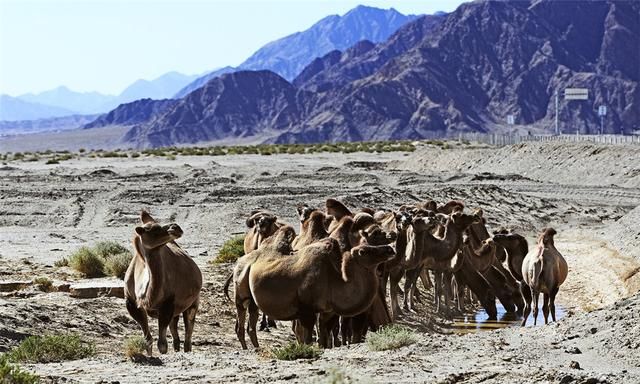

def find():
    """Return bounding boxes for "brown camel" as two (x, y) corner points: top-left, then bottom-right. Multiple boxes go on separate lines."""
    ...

(292, 210), (330, 251)
(248, 241), (395, 347)
(325, 198), (353, 233)
(227, 225), (296, 349)
(521, 228), (568, 326)
(124, 211), (202, 355)
(493, 231), (529, 282)
(244, 210), (279, 254)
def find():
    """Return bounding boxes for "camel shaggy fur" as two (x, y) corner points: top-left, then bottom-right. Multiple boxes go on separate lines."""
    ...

(244, 210), (280, 254)
(124, 211), (203, 355)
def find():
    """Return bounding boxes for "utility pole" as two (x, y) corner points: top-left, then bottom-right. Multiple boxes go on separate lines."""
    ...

(555, 90), (559, 135)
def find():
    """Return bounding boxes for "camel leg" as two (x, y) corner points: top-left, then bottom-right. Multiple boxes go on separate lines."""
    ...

(299, 313), (316, 345)
(247, 300), (260, 348)
(542, 293), (550, 325)
(331, 319), (341, 348)
(235, 302), (248, 350)
(318, 313), (339, 348)
(182, 299), (198, 352)
(126, 298), (153, 355)
(434, 270), (442, 313)
(157, 300), (174, 354)
(520, 282), (532, 326)
(403, 268), (419, 312)
(169, 316), (180, 352)
(340, 316), (352, 345)
(389, 268), (403, 319)
(420, 268), (433, 290)
(550, 286), (559, 322)
(350, 313), (368, 344)
(443, 271), (453, 316)
(532, 290), (540, 326)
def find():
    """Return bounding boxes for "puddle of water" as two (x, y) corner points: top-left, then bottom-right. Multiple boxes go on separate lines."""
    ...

(450, 302), (566, 333)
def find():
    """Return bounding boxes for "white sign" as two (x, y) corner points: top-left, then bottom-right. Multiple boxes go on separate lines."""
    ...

(565, 88), (589, 100)
(598, 105), (607, 116)
(507, 115), (515, 125)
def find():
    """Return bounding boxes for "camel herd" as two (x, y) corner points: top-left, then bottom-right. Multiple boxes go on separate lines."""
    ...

(123, 199), (568, 354)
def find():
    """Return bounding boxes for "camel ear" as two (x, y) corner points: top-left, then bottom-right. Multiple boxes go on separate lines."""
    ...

(135, 226), (145, 235)
(246, 218), (256, 227)
(296, 205), (305, 215)
(140, 210), (155, 224)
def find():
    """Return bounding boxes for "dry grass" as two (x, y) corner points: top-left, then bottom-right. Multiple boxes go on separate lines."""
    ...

(124, 335), (147, 360)
(63, 241), (132, 278)
(270, 342), (322, 360)
(33, 276), (54, 292)
(0, 355), (38, 384)
(7, 334), (95, 363)
(366, 325), (418, 351)
(213, 236), (245, 264)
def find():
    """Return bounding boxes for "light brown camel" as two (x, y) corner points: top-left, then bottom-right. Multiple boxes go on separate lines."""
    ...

(521, 228), (568, 326)
(292, 210), (330, 251)
(248, 241), (395, 347)
(227, 225), (296, 349)
(325, 198), (353, 233)
(244, 210), (279, 254)
(124, 211), (202, 355)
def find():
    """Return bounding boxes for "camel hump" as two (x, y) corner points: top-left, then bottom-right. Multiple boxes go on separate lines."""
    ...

(325, 198), (352, 219)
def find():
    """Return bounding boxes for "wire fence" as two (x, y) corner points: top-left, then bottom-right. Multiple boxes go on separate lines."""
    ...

(453, 133), (640, 146)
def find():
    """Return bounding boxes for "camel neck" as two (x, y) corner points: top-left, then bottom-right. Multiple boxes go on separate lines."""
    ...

(424, 221), (462, 261)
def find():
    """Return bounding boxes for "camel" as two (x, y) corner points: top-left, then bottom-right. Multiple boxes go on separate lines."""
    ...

(521, 228), (568, 326)
(248, 240), (395, 347)
(227, 225), (296, 349)
(124, 211), (203, 355)
(292, 210), (330, 251)
(244, 210), (279, 254)
(401, 211), (481, 313)
(493, 231), (529, 282)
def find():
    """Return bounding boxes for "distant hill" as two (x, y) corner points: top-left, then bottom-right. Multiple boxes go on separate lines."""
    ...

(121, 0), (639, 148)
(0, 95), (77, 121)
(83, 98), (178, 129)
(0, 114), (99, 136)
(175, 6), (420, 98)
(10, 72), (196, 121)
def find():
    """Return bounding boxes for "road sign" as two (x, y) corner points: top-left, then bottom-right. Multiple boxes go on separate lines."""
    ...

(598, 105), (607, 116)
(565, 88), (589, 100)
(507, 115), (515, 125)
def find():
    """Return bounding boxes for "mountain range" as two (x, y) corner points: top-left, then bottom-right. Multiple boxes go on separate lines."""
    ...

(120, 0), (639, 148)
(174, 6), (419, 97)
(1, 72), (197, 121)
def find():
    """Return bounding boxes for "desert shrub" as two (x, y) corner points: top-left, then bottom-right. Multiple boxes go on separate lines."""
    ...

(103, 252), (132, 279)
(8, 334), (95, 363)
(130, 152), (140, 158)
(45, 159), (59, 165)
(366, 325), (418, 351)
(33, 277), (53, 292)
(93, 241), (129, 259)
(166, 155), (176, 160)
(0, 355), (38, 384)
(67, 246), (105, 278)
(25, 156), (39, 162)
(54, 258), (69, 268)
(213, 236), (245, 264)
(78, 148), (86, 153)
(124, 335), (147, 360)
(271, 342), (321, 361)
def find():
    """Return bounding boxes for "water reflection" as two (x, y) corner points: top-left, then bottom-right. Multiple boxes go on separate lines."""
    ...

(450, 303), (566, 333)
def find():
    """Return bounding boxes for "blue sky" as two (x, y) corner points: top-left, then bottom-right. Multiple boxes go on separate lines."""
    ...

(0, 0), (466, 96)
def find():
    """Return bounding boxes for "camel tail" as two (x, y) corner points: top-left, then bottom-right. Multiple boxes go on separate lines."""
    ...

(223, 273), (233, 302)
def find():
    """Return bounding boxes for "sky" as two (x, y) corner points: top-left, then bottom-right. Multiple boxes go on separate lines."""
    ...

(0, 0), (466, 96)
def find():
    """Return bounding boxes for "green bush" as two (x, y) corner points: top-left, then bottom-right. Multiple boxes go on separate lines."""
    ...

(213, 236), (245, 264)
(124, 335), (147, 359)
(33, 277), (53, 292)
(366, 325), (418, 351)
(45, 159), (59, 165)
(103, 252), (132, 279)
(0, 355), (38, 384)
(64, 242), (132, 278)
(68, 247), (105, 277)
(271, 342), (322, 361)
(8, 335), (95, 363)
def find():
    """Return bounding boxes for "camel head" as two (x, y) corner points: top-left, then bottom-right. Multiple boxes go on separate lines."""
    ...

(394, 211), (413, 232)
(438, 200), (465, 214)
(478, 238), (496, 255)
(296, 204), (317, 224)
(538, 227), (557, 246)
(246, 211), (278, 237)
(411, 214), (439, 233)
(451, 211), (482, 231)
(360, 225), (397, 246)
(352, 212), (376, 232)
(417, 200), (438, 212)
(135, 218), (183, 250)
(342, 244), (396, 280)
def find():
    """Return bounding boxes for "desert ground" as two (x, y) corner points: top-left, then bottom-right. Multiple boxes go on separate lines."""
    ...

(1, 140), (639, 383)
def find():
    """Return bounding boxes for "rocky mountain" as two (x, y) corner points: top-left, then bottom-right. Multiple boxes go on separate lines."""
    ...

(121, 0), (639, 147)
(0, 95), (76, 121)
(116, 72), (197, 105)
(175, 6), (421, 98)
(83, 98), (178, 129)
